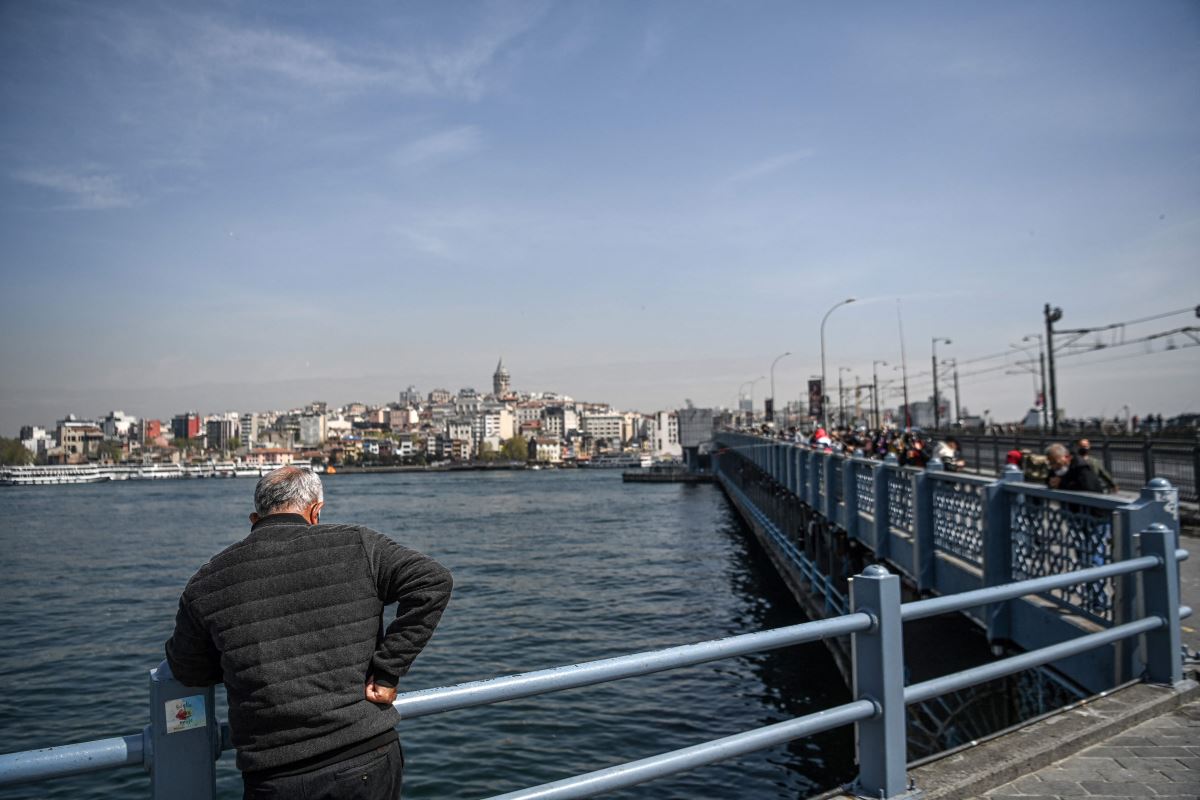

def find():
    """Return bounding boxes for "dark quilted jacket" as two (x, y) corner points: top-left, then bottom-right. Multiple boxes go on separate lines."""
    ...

(165, 514), (452, 773)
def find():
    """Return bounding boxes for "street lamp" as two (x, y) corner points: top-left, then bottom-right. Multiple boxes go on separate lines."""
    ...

(769, 351), (791, 424)
(942, 357), (961, 424)
(838, 366), (852, 428)
(820, 297), (856, 429)
(872, 360), (888, 429)
(738, 376), (766, 425)
(931, 337), (952, 429)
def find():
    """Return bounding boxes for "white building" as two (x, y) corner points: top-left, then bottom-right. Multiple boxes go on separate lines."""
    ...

(239, 413), (262, 448)
(581, 411), (623, 444)
(101, 410), (137, 440)
(542, 405), (579, 438)
(653, 411), (682, 458)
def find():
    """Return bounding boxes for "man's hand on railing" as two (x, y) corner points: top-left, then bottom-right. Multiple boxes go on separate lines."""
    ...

(365, 678), (397, 704)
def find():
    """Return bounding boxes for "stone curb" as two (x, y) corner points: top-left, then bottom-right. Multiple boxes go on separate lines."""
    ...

(812, 677), (1200, 800)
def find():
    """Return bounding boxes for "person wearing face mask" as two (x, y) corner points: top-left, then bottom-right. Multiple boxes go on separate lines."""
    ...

(1075, 438), (1118, 493)
(1044, 443), (1104, 493)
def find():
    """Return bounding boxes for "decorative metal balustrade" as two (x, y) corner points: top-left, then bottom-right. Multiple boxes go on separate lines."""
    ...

(1008, 487), (1123, 623)
(930, 473), (987, 566)
(711, 432), (1182, 698)
(854, 461), (876, 518)
(886, 468), (915, 534)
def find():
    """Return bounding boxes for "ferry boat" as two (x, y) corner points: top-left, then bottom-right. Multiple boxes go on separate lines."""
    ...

(0, 464), (109, 486)
(582, 454), (649, 469)
(0, 459), (314, 486)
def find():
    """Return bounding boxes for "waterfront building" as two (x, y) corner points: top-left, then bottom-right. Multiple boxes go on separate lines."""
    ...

(653, 411), (682, 458)
(534, 436), (563, 464)
(55, 417), (104, 463)
(298, 413), (326, 447)
(239, 413), (262, 448)
(542, 405), (579, 438)
(101, 410), (137, 440)
(20, 426), (55, 458)
(206, 418), (238, 451)
(677, 406), (715, 470)
(170, 412), (201, 441)
(325, 416), (353, 439)
(581, 410), (623, 446)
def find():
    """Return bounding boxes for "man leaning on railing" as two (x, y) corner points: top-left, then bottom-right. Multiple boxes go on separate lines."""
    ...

(1045, 443), (1104, 493)
(165, 466), (453, 800)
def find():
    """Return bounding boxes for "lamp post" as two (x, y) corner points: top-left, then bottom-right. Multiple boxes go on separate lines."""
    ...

(931, 337), (952, 430)
(769, 351), (791, 424)
(820, 298), (856, 429)
(942, 357), (961, 424)
(748, 375), (765, 423)
(1022, 333), (1049, 431)
(838, 366), (852, 428)
(872, 360), (888, 429)
(1044, 304), (1062, 435)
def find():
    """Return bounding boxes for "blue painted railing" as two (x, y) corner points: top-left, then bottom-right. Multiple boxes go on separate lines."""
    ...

(712, 432), (1183, 693)
(0, 537), (1188, 800)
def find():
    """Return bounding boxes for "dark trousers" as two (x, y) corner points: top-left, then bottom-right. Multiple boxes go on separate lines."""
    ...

(243, 740), (403, 800)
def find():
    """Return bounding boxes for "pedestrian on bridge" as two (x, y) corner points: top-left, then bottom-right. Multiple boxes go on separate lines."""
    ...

(1075, 438), (1119, 493)
(1045, 443), (1104, 493)
(165, 466), (453, 800)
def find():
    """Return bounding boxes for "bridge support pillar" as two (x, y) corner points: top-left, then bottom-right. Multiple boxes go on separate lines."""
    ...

(148, 660), (219, 800)
(850, 565), (909, 799)
(1138, 523), (1183, 686)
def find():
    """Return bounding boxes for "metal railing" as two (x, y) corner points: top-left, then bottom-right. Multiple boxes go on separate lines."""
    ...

(0, 529), (1188, 800)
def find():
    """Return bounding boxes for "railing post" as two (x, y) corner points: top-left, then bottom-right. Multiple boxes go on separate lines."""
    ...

(1114, 478), (1180, 681)
(873, 456), (893, 560)
(1142, 434), (1154, 485)
(823, 452), (836, 521)
(148, 660), (219, 800)
(807, 449), (818, 509)
(843, 457), (858, 540)
(913, 458), (942, 591)
(850, 564), (908, 799)
(983, 465), (1022, 646)
(1137, 523), (1183, 686)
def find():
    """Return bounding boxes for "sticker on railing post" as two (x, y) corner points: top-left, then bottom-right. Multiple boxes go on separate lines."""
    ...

(165, 695), (207, 733)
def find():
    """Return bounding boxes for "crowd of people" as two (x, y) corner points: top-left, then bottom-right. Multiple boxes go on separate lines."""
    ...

(755, 424), (1118, 494)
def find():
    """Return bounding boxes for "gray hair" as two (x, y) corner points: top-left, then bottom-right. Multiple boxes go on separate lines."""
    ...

(1045, 443), (1069, 460)
(254, 466), (324, 516)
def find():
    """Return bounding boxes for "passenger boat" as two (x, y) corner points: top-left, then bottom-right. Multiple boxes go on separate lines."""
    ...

(0, 465), (109, 486)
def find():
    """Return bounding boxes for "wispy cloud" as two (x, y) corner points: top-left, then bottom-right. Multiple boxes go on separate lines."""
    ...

(13, 168), (136, 209)
(424, 1), (551, 99)
(724, 149), (815, 184)
(393, 126), (485, 170)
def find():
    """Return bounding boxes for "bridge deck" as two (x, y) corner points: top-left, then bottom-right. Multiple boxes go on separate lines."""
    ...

(981, 699), (1200, 799)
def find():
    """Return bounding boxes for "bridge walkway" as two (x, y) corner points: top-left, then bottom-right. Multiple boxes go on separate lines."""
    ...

(977, 536), (1200, 799)
(981, 699), (1200, 799)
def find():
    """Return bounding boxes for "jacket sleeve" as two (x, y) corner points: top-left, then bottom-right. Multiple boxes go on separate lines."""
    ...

(360, 531), (453, 688)
(164, 592), (223, 687)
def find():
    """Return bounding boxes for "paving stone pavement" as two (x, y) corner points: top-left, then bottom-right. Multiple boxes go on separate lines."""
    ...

(980, 700), (1200, 799)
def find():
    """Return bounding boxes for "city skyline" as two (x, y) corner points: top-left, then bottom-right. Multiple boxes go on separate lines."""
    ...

(2, 2), (1198, 434)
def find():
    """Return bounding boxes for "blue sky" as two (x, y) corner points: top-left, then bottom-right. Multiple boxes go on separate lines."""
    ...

(2, 1), (1198, 432)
